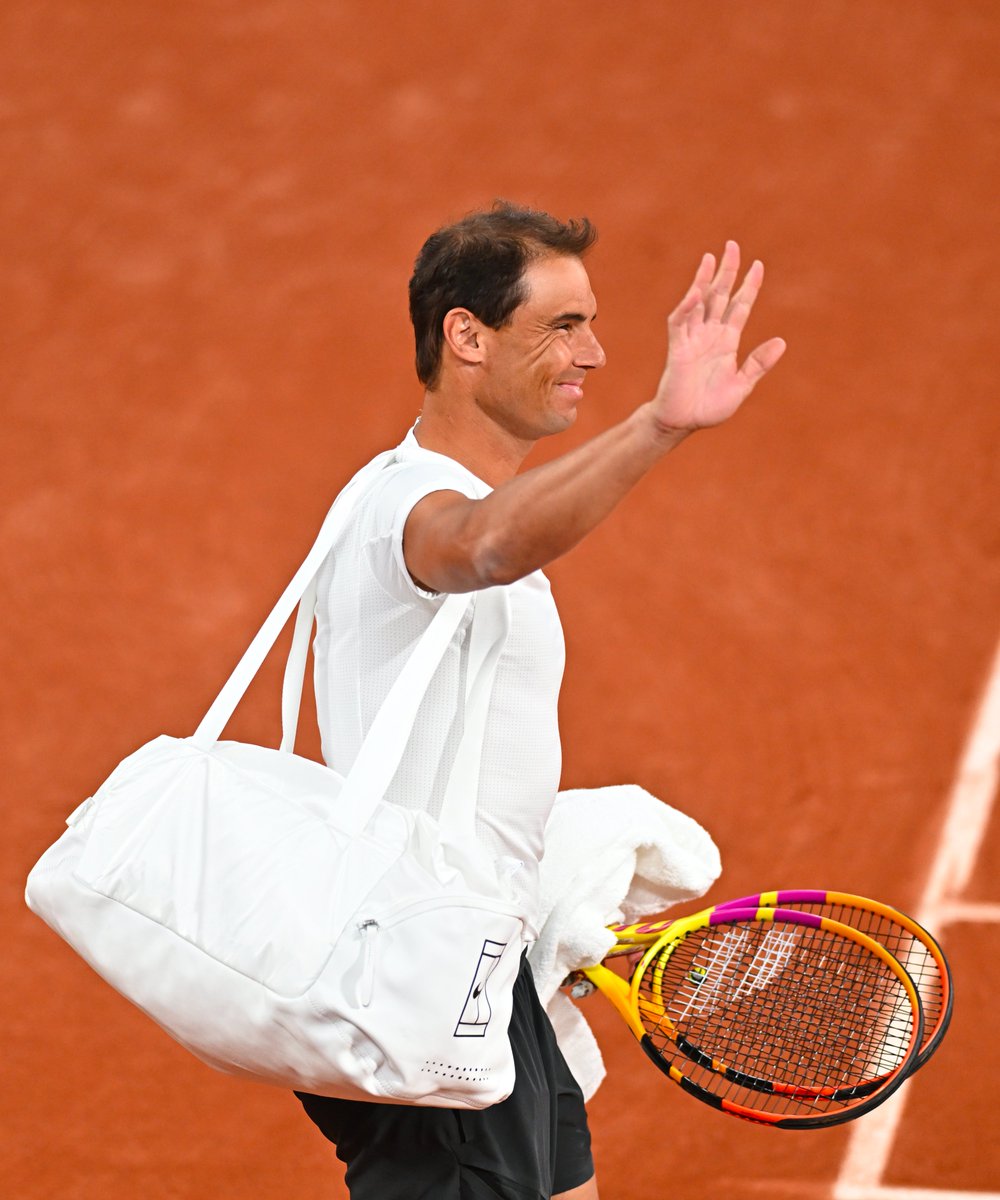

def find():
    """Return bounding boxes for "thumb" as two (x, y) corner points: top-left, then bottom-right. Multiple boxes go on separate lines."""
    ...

(739, 337), (787, 391)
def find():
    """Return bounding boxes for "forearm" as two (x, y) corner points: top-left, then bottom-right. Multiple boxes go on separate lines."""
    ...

(454, 403), (689, 587)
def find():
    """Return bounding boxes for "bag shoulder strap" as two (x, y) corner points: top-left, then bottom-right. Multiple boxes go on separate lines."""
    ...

(192, 450), (396, 749)
(437, 586), (509, 838)
(333, 590), (490, 834)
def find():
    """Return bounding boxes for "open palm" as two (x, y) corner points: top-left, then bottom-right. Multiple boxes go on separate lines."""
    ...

(652, 241), (786, 432)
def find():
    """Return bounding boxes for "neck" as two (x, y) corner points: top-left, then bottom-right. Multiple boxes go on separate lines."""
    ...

(413, 391), (535, 487)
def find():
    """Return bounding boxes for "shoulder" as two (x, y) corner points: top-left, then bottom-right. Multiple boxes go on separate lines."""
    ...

(359, 435), (490, 537)
(328, 432), (489, 604)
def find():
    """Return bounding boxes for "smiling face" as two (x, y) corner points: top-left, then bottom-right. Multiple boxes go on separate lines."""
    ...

(473, 254), (606, 442)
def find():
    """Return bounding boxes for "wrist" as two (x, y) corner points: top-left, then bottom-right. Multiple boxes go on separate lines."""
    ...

(636, 401), (694, 450)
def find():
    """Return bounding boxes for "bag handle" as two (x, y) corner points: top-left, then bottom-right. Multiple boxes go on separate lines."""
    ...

(192, 451), (395, 749)
(279, 574), (319, 754)
(437, 586), (509, 837)
(332, 591), (491, 834)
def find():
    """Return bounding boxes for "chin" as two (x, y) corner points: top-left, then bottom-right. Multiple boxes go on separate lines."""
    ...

(527, 411), (576, 441)
(552, 404), (579, 431)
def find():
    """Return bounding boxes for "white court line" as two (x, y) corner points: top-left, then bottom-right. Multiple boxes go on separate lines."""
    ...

(833, 632), (1000, 1200)
(937, 900), (1000, 925)
(916, 632), (1000, 926)
(836, 1189), (1000, 1200)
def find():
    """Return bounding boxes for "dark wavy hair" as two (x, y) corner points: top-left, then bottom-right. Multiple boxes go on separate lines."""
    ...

(408, 200), (597, 389)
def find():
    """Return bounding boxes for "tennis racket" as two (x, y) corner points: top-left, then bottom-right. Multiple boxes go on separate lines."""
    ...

(566, 904), (924, 1128)
(607, 889), (951, 1075)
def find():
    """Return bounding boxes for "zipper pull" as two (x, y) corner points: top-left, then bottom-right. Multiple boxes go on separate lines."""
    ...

(359, 919), (380, 1008)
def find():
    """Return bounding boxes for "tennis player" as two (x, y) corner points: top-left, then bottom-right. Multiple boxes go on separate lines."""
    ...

(295, 201), (785, 1200)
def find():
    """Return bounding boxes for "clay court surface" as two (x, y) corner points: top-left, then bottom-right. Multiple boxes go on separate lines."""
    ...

(3, 2), (998, 1197)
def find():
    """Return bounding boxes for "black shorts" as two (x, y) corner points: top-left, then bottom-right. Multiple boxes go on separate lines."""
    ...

(295, 953), (594, 1199)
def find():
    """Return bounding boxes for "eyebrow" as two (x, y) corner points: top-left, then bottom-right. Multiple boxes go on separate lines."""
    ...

(550, 310), (597, 325)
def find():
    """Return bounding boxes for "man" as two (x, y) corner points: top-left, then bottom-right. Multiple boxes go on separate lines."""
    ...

(296, 201), (785, 1199)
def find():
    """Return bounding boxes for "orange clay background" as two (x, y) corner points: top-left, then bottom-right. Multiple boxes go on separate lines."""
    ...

(3, 3), (999, 1197)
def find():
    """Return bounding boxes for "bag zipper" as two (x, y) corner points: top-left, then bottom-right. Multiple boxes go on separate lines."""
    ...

(358, 919), (379, 1007)
(353, 894), (525, 1008)
(360, 892), (525, 931)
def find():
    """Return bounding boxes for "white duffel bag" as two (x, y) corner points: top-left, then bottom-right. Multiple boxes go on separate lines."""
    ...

(25, 452), (527, 1109)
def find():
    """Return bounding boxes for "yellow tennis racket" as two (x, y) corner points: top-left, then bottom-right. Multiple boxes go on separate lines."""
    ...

(605, 889), (951, 1076)
(566, 903), (924, 1128)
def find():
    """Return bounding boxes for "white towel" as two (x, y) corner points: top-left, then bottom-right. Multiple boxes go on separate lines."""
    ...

(529, 784), (721, 1099)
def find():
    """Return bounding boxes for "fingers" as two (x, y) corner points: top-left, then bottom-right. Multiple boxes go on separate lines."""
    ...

(669, 243), (775, 345)
(671, 243), (763, 326)
(738, 336), (787, 389)
(667, 252), (714, 329)
(723, 258), (765, 332)
(694, 250), (717, 291)
(704, 240), (741, 321)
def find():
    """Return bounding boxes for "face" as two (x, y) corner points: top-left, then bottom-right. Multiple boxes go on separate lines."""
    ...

(474, 254), (606, 442)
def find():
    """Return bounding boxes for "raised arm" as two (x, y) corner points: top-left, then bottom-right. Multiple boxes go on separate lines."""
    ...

(404, 241), (786, 594)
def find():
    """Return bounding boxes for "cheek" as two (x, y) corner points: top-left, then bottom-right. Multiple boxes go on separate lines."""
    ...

(532, 340), (568, 375)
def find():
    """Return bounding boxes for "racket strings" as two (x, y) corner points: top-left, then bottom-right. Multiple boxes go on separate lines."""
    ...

(795, 901), (945, 1053)
(733, 940), (912, 1078)
(636, 918), (919, 1113)
(661, 938), (878, 1081)
(618, 901), (944, 1055)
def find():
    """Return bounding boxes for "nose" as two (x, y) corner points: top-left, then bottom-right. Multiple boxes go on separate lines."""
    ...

(577, 328), (607, 370)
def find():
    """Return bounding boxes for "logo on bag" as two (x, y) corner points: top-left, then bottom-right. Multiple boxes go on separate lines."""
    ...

(454, 939), (507, 1037)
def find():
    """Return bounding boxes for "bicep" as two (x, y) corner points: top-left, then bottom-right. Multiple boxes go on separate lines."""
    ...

(402, 490), (493, 595)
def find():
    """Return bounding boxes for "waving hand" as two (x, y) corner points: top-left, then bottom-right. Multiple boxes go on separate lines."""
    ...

(651, 241), (786, 433)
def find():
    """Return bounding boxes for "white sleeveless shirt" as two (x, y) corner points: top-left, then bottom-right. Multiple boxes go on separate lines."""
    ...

(312, 427), (566, 920)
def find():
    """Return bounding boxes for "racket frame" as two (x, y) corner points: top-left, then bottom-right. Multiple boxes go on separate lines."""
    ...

(578, 904), (925, 1129)
(606, 888), (951, 1073)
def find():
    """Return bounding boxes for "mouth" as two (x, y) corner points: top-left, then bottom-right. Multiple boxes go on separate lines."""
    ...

(556, 380), (584, 400)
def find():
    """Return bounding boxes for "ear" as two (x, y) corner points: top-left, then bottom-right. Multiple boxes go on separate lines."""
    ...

(441, 308), (485, 367)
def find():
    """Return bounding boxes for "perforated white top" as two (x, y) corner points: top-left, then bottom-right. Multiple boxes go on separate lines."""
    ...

(312, 427), (566, 917)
